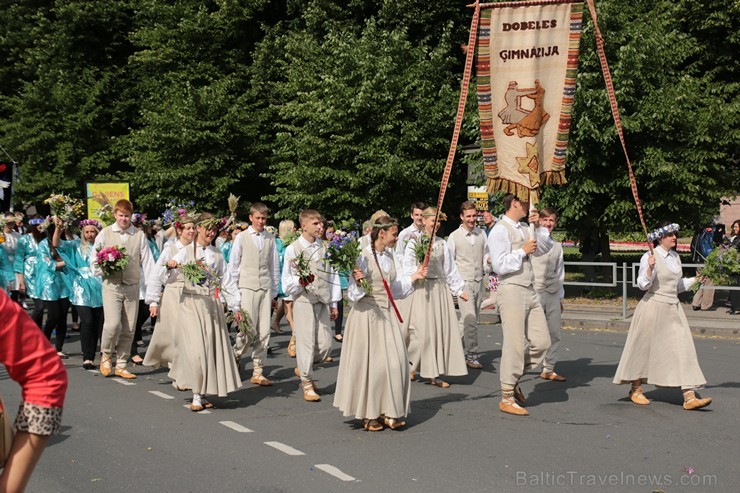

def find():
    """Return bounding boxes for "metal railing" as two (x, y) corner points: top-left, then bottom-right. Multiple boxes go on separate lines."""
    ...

(562, 261), (738, 320)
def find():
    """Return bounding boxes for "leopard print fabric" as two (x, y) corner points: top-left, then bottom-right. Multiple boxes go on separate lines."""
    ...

(14, 402), (63, 436)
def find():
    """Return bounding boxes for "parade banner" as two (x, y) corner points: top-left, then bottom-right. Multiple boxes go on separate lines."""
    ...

(86, 182), (129, 221)
(477, 1), (583, 203)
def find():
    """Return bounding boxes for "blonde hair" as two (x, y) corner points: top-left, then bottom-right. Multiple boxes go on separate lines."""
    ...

(298, 209), (321, 226)
(279, 219), (295, 240)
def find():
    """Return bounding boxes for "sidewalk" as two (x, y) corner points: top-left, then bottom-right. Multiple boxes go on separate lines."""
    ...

(480, 302), (740, 338)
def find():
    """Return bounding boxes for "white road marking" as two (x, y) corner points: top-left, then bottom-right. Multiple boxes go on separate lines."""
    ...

(112, 378), (136, 386)
(264, 441), (305, 456)
(182, 404), (211, 414)
(87, 369), (100, 375)
(219, 421), (253, 433)
(148, 391), (175, 400)
(314, 464), (356, 482)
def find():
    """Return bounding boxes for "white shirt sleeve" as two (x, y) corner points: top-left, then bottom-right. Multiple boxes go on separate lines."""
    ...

(92, 229), (106, 277)
(447, 231), (457, 260)
(390, 251), (415, 300)
(636, 251), (655, 291)
(281, 244), (302, 298)
(227, 234), (243, 285)
(270, 242), (280, 298)
(488, 223), (526, 276)
(439, 239), (465, 296)
(555, 244), (565, 299)
(533, 226), (554, 256)
(218, 249), (240, 311)
(139, 234), (157, 305)
(347, 253), (369, 302)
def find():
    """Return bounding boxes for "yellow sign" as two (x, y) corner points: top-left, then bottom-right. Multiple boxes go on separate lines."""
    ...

(86, 182), (130, 222)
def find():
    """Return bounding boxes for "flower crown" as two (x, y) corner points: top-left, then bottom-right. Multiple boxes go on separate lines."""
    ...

(79, 219), (103, 229)
(28, 218), (45, 226)
(647, 223), (680, 242)
(372, 220), (398, 229)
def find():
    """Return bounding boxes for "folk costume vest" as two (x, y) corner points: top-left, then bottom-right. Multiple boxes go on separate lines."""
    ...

(644, 250), (680, 305)
(532, 241), (562, 294)
(357, 249), (394, 310)
(449, 227), (486, 282)
(102, 225), (143, 286)
(238, 231), (274, 291)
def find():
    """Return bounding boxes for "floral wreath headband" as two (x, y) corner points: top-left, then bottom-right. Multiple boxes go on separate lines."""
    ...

(79, 219), (103, 230)
(28, 218), (45, 226)
(372, 220), (399, 229)
(647, 223), (680, 242)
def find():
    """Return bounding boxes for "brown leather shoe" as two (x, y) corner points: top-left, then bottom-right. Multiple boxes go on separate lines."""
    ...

(540, 371), (566, 382)
(190, 403), (204, 412)
(629, 387), (650, 405)
(114, 367), (137, 379)
(250, 374), (273, 386)
(499, 399), (529, 416)
(683, 391), (712, 410)
(410, 370), (415, 381)
(302, 382), (320, 402)
(294, 367), (301, 378)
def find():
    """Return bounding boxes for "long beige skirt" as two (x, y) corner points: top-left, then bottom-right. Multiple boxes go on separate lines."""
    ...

(613, 297), (706, 388)
(143, 284), (181, 374)
(407, 278), (468, 379)
(169, 292), (242, 396)
(333, 298), (410, 420)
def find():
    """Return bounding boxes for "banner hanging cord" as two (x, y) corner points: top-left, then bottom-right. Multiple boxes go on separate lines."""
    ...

(585, 0), (652, 254)
(424, 1), (481, 268)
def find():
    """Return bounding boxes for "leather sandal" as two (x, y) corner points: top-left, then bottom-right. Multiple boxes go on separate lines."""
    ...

(302, 382), (320, 402)
(190, 403), (205, 412)
(382, 417), (406, 430)
(363, 419), (384, 431)
(629, 387), (650, 405)
(428, 378), (450, 388)
(683, 391), (711, 410)
(287, 335), (297, 358)
(540, 371), (566, 381)
(100, 353), (113, 377)
(202, 398), (215, 409)
(499, 399), (529, 416)
(250, 374), (273, 386)
(114, 367), (137, 379)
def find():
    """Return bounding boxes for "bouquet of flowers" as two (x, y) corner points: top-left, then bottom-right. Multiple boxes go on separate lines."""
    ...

(45, 194), (84, 225)
(325, 230), (370, 293)
(410, 233), (432, 265)
(291, 251), (315, 291)
(691, 246), (740, 291)
(181, 258), (222, 296)
(96, 246), (129, 276)
(227, 308), (256, 348)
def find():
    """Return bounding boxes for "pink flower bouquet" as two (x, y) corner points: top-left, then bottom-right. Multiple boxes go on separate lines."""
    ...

(96, 246), (129, 277)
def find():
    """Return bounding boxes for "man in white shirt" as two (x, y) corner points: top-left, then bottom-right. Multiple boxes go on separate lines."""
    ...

(93, 200), (157, 379)
(228, 202), (280, 386)
(531, 208), (566, 382)
(448, 201), (488, 369)
(488, 194), (553, 416)
(395, 202), (426, 256)
(282, 209), (341, 402)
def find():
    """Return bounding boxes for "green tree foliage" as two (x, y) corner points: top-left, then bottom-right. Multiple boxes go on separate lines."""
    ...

(0, 0), (736, 237)
(255, 3), (469, 221)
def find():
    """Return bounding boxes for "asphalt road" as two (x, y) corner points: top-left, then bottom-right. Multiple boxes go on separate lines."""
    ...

(2, 324), (739, 493)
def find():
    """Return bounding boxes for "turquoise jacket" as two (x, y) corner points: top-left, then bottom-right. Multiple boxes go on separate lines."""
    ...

(0, 247), (12, 293)
(56, 239), (103, 307)
(35, 239), (70, 301)
(13, 235), (40, 299)
(220, 240), (233, 263)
